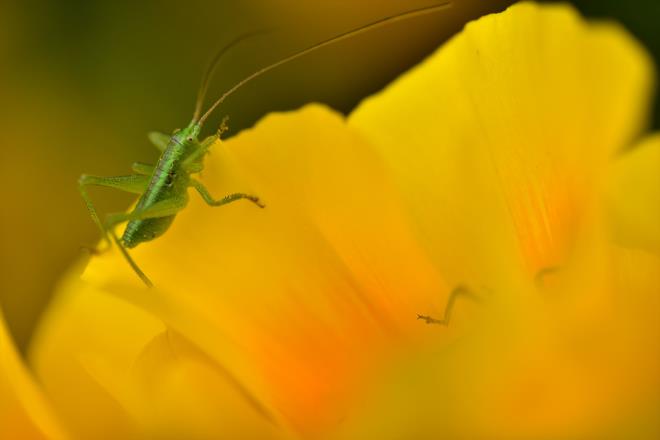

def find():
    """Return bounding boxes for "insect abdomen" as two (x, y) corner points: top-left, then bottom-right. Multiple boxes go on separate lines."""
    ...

(121, 134), (194, 248)
(122, 216), (176, 248)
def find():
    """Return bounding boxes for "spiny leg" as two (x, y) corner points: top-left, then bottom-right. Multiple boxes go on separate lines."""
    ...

(78, 173), (153, 286)
(107, 227), (153, 288)
(78, 174), (150, 250)
(418, 285), (481, 326)
(189, 178), (264, 208)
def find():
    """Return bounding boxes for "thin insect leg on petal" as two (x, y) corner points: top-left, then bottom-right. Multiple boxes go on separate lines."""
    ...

(535, 266), (561, 288)
(108, 227), (153, 288)
(418, 285), (481, 326)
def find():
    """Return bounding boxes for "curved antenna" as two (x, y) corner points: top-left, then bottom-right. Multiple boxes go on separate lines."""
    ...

(192, 29), (272, 122)
(198, 2), (452, 126)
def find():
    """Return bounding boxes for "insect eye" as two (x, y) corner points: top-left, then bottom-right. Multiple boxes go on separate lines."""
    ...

(186, 137), (193, 142)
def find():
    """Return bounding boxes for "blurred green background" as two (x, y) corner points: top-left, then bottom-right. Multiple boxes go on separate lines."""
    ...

(0, 0), (657, 350)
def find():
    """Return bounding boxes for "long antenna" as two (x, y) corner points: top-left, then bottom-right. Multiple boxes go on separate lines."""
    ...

(197, 2), (452, 126)
(192, 29), (272, 122)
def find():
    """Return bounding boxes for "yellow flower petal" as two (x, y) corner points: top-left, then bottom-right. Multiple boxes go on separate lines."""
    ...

(29, 277), (164, 438)
(338, 244), (660, 439)
(349, 1), (654, 287)
(32, 2), (659, 438)
(30, 274), (286, 438)
(128, 329), (283, 439)
(608, 134), (660, 254)
(0, 309), (68, 439)
(335, 3), (660, 438)
(42, 105), (452, 437)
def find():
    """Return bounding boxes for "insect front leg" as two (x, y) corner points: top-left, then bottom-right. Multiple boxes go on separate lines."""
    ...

(189, 178), (265, 208)
(78, 174), (150, 249)
(417, 285), (481, 326)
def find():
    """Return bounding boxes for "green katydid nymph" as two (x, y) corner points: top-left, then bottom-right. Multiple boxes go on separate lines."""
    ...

(79, 3), (451, 287)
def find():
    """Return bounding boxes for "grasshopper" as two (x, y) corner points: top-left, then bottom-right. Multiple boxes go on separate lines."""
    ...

(79, 3), (451, 287)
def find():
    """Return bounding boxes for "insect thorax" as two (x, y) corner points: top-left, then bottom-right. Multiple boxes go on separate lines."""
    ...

(121, 123), (202, 248)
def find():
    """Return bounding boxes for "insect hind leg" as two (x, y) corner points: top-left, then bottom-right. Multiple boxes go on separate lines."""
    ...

(78, 176), (112, 251)
(418, 285), (481, 326)
(78, 173), (153, 286)
(78, 174), (150, 238)
(108, 227), (153, 288)
(78, 184), (154, 287)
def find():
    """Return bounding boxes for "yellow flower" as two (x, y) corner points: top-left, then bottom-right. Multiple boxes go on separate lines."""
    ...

(2, 2), (658, 438)
(0, 310), (68, 439)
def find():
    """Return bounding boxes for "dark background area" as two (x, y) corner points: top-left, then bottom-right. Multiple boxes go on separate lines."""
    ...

(568, 0), (659, 128)
(0, 0), (657, 350)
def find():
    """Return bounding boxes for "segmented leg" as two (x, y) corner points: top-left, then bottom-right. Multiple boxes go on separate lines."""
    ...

(131, 162), (155, 175)
(107, 227), (153, 288)
(189, 178), (264, 208)
(417, 285), (480, 326)
(147, 131), (170, 152)
(78, 174), (151, 244)
(78, 173), (153, 286)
